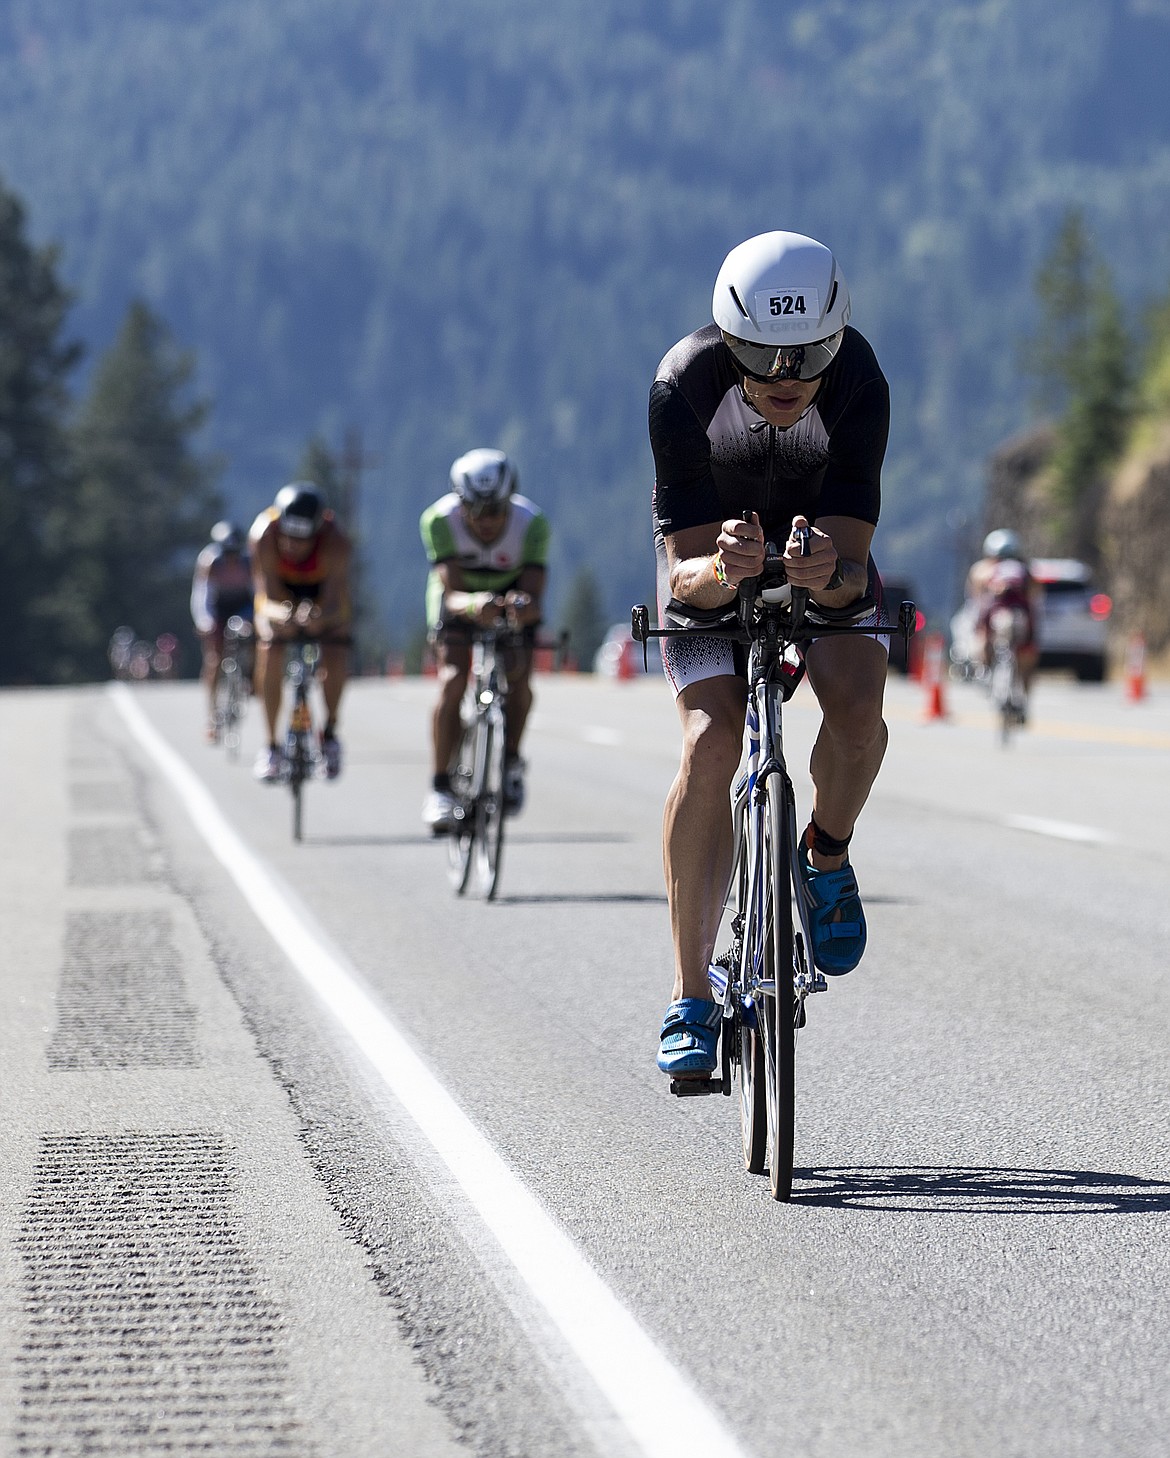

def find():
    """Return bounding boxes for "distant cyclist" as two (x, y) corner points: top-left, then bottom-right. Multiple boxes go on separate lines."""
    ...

(967, 528), (1039, 691)
(191, 520), (254, 741)
(420, 448), (549, 832)
(648, 230), (892, 1083)
(248, 483), (353, 782)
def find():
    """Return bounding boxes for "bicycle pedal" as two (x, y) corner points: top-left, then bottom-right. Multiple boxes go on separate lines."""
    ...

(669, 1077), (723, 1097)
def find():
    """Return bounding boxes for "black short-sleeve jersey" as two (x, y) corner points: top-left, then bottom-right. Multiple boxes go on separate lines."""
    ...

(649, 324), (889, 543)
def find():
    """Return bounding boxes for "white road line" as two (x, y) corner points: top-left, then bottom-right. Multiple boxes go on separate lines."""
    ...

(582, 725), (624, 746)
(111, 686), (749, 1458)
(1002, 814), (1117, 845)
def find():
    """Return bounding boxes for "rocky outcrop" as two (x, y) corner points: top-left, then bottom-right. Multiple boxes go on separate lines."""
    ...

(981, 423), (1060, 556)
(977, 418), (1170, 654)
(1102, 423), (1170, 654)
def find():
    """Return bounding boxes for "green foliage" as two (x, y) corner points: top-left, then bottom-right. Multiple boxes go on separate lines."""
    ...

(558, 564), (608, 672)
(296, 434), (344, 510)
(6, 2), (1170, 622)
(0, 175), (81, 683)
(40, 300), (221, 680)
(1028, 210), (1098, 419)
(1026, 209), (1134, 561)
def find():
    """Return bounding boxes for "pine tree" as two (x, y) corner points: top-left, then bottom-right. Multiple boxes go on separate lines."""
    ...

(1027, 209), (1133, 563)
(559, 564), (608, 671)
(43, 300), (221, 680)
(0, 178), (81, 683)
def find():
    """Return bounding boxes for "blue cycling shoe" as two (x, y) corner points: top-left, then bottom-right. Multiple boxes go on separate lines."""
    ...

(800, 849), (867, 976)
(657, 997), (721, 1079)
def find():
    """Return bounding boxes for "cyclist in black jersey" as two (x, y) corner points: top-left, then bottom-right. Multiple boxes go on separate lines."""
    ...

(650, 231), (893, 1083)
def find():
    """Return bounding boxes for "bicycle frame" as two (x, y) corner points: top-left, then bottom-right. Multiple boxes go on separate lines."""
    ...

(988, 606), (1028, 744)
(634, 563), (917, 1201)
(215, 615), (253, 759)
(447, 627), (513, 899)
(283, 638), (321, 841)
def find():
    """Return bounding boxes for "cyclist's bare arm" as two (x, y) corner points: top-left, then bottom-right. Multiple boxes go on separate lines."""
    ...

(784, 514), (873, 607)
(251, 549), (296, 635)
(665, 517), (765, 607)
(191, 554), (216, 635)
(435, 557), (544, 631)
(502, 565), (545, 628)
(436, 561), (489, 625)
(303, 533), (351, 635)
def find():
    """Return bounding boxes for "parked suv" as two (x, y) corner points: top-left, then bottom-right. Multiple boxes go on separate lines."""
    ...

(1030, 558), (1111, 682)
(950, 557), (1111, 683)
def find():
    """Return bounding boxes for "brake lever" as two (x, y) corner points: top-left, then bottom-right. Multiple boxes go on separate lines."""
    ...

(789, 524), (811, 633)
(631, 604), (651, 670)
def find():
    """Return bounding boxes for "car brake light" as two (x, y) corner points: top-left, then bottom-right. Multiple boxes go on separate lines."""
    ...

(1089, 593), (1112, 620)
(914, 610), (926, 633)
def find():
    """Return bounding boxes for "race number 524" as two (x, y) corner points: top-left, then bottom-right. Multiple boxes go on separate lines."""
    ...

(756, 287), (819, 325)
(770, 293), (806, 315)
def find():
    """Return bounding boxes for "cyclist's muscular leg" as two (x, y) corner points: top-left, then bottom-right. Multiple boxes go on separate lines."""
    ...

(663, 675), (746, 1002)
(318, 642), (349, 728)
(803, 634), (888, 869)
(503, 646), (535, 757)
(433, 641), (470, 775)
(200, 632), (222, 721)
(255, 637), (285, 742)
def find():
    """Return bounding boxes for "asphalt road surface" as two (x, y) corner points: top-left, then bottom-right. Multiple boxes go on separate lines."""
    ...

(2, 668), (1169, 1458)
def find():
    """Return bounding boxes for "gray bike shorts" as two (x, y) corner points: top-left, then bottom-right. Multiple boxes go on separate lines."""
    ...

(657, 556), (892, 698)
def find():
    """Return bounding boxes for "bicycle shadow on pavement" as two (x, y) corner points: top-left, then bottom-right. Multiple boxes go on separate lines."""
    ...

(497, 891), (668, 906)
(792, 1165), (1170, 1214)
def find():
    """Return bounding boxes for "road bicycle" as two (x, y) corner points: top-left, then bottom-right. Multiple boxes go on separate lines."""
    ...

(633, 537), (915, 1201)
(445, 615), (568, 900)
(446, 621), (525, 900)
(281, 635), (323, 842)
(987, 604), (1029, 745)
(212, 614), (253, 760)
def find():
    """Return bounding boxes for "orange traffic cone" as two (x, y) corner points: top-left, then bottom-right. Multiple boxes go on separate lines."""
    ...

(1125, 633), (1147, 702)
(921, 632), (948, 721)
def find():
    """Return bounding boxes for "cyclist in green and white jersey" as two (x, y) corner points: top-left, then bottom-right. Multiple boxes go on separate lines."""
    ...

(420, 449), (549, 832)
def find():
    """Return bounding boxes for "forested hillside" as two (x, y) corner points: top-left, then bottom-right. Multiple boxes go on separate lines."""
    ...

(5, 0), (1170, 646)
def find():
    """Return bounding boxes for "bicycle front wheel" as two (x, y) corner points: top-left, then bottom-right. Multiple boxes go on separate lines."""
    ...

(222, 668), (243, 759)
(446, 723), (476, 894)
(474, 718), (506, 900)
(738, 1000), (767, 1174)
(762, 772), (797, 1202)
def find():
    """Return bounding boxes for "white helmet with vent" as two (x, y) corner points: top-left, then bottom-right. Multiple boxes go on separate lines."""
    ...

(449, 448), (517, 515)
(712, 231), (851, 381)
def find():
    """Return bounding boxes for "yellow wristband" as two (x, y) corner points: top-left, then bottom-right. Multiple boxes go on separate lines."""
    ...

(712, 552), (731, 590)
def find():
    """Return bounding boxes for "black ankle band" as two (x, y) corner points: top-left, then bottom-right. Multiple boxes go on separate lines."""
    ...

(805, 818), (852, 858)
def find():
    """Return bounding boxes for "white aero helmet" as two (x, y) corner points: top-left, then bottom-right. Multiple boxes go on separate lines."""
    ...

(712, 231), (851, 381)
(450, 448), (517, 516)
(983, 528), (1023, 560)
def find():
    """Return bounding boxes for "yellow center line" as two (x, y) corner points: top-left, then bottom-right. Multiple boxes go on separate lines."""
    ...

(884, 701), (1170, 748)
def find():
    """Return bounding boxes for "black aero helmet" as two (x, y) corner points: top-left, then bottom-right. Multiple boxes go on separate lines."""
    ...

(275, 482), (326, 539)
(210, 519), (244, 552)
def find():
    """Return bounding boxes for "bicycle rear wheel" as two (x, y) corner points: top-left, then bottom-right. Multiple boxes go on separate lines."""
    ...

(762, 772), (797, 1202)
